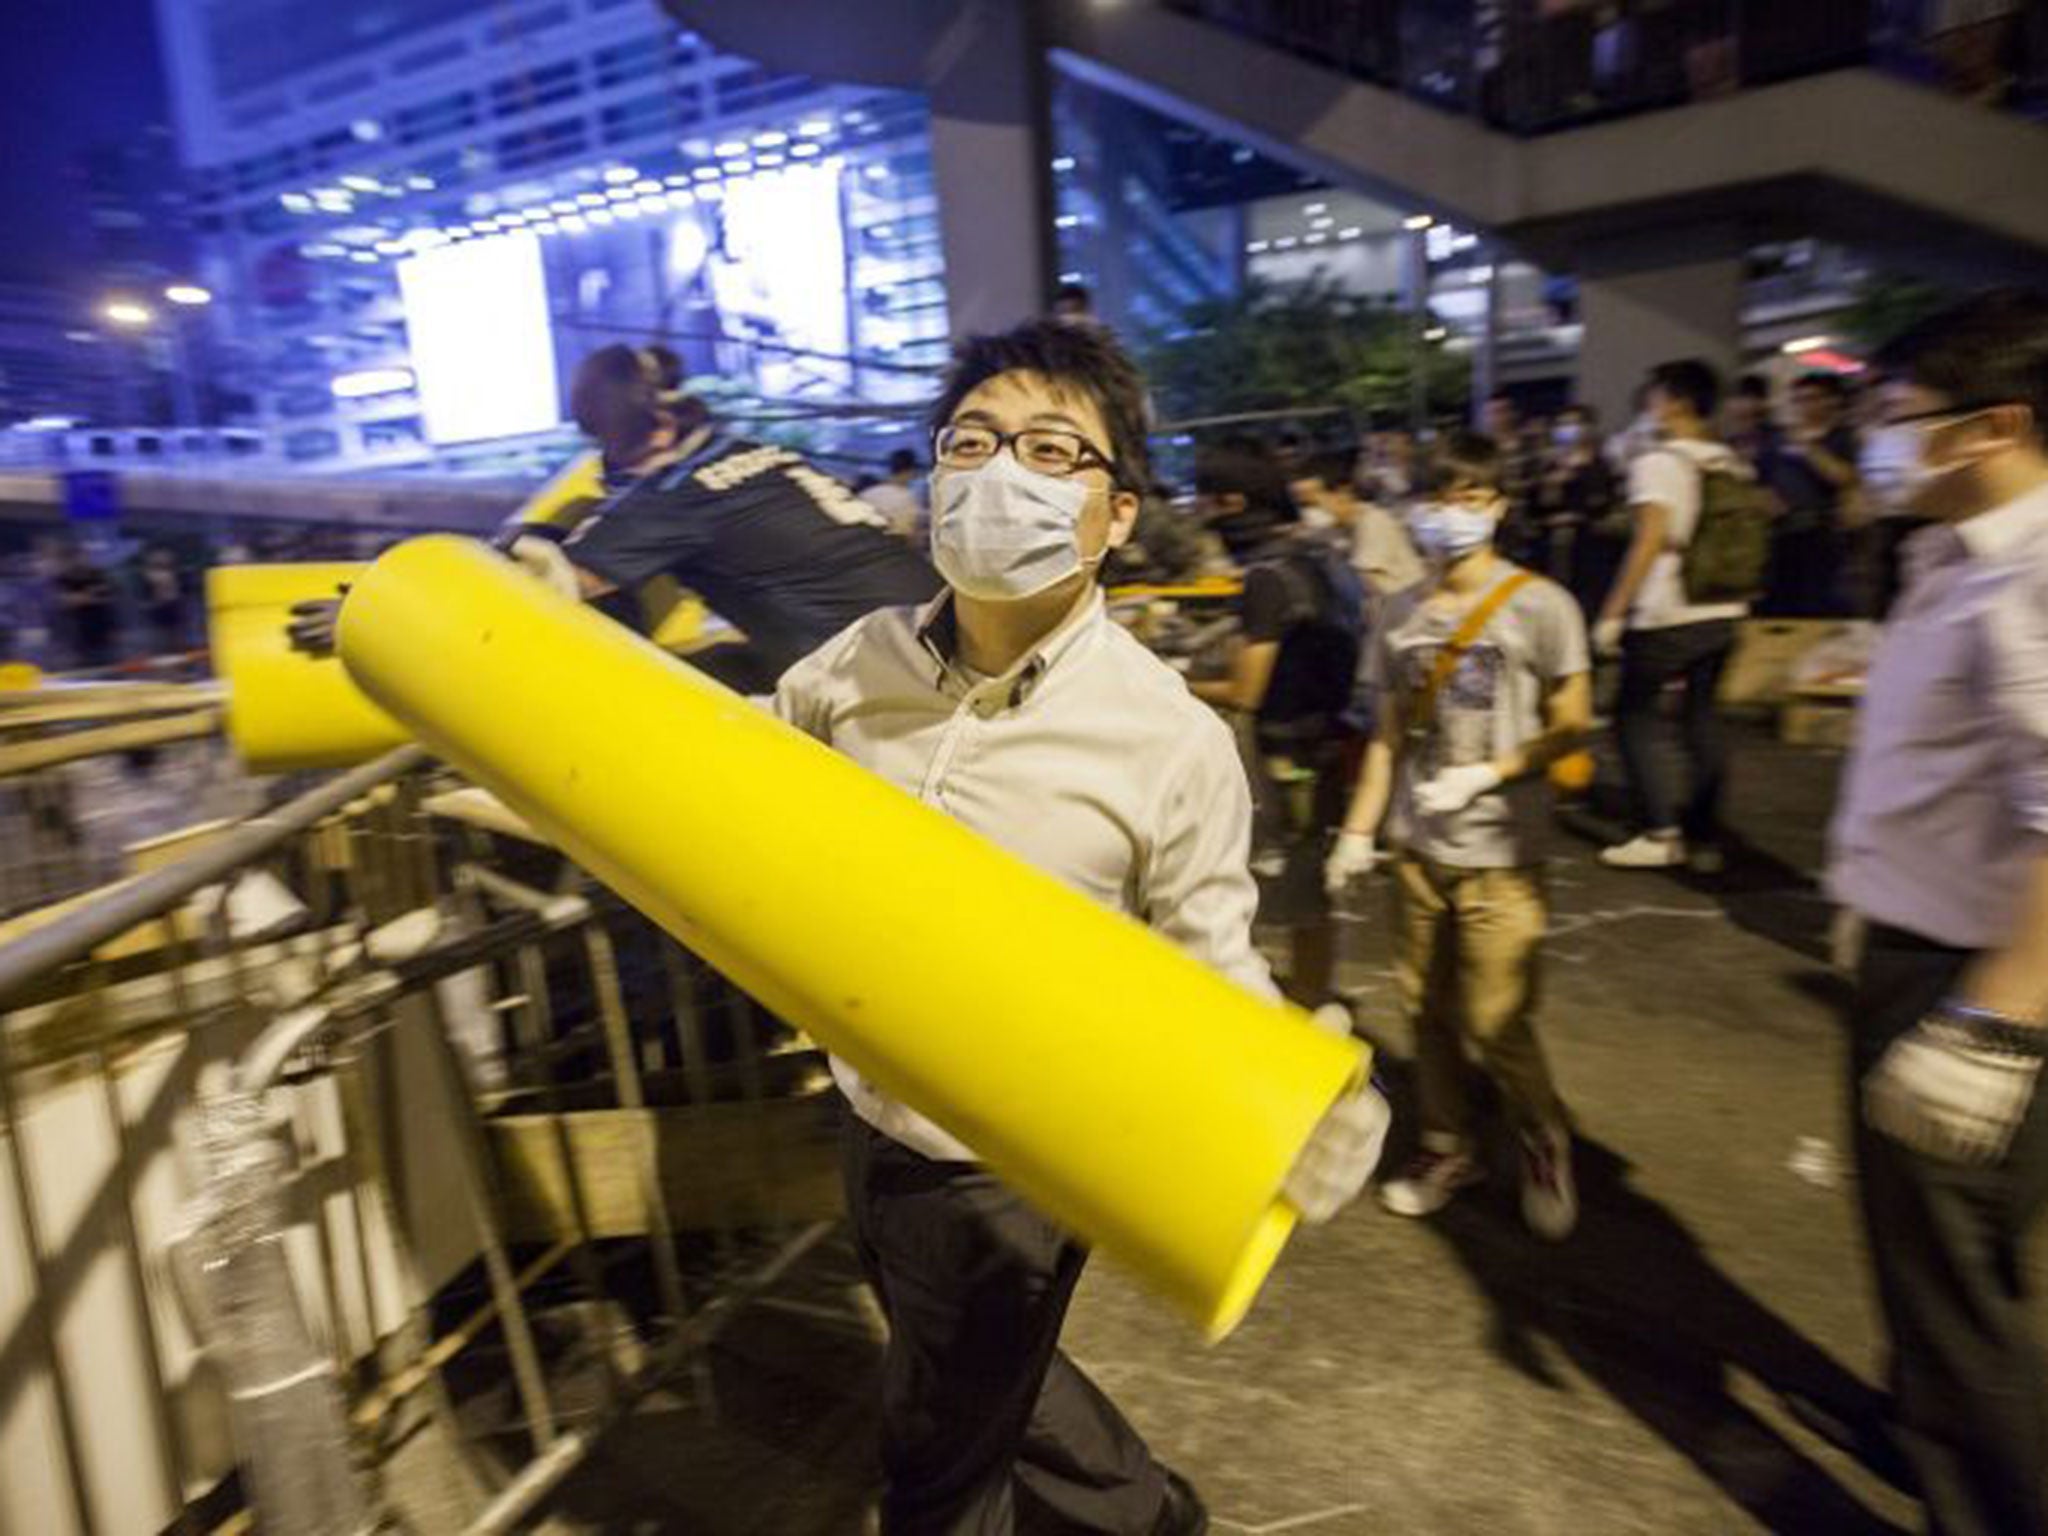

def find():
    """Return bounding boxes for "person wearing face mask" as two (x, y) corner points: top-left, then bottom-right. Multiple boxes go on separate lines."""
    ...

(1825, 289), (2048, 1536)
(1324, 432), (1592, 1237)
(1594, 359), (1761, 874)
(1535, 403), (1622, 617)
(1856, 379), (1939, 619)
(1290, 448), (1427, 601)
(1191, 441), (1369, 1011)
(772, 320), (1390, 1536)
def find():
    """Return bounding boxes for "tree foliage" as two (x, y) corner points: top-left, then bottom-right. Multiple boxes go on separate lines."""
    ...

(1841, 274), (1955, 355)
(1140, 277), (1470, 428)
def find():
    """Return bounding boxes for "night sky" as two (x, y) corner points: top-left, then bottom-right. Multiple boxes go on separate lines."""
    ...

(0, 0), (174, 286)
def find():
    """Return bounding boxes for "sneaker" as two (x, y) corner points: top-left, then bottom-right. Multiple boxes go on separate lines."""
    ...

(1251, 848), (1287, 879)
(1379, 1148), (1484, 1218)
(1600, 833), (1687, 869)
(1152, 1469), (1209, 1535)
(1687, 843), (1726, 876)
(1520, 1126), (1579, 1241)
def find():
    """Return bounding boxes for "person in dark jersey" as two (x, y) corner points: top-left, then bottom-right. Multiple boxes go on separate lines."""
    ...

(292, 343), (938, 693)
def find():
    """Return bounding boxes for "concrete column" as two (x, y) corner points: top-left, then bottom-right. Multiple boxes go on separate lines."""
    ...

(925, 1), (1057, 338)
(1576, 228), (1744, 429)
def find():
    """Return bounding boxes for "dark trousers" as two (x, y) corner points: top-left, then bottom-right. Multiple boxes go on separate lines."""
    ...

(1850, 926), (2048, 1536)
(844, 1116), (1166, 1535)
(1615, 619), (1736, 841)
(1763, 525), (1851, 617)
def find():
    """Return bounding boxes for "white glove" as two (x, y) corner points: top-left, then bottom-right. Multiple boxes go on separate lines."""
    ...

(1323, 831), (1378, 896)
(1864, 1017), (2043, 1165)
(509, 534), (583, 600)
(1414, 763), (1503, 818)
(1593, 617), (1625, 657)
(1285, 1084), (1392, 1224)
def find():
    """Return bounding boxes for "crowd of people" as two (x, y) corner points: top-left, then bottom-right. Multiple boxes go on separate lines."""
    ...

(318, 293), (2043, 1536)
(0, 523), (411, 675)
(1369, 368), (1932, 629)
(1197, 297), (2047, 1536)
(16, 281), (2032, 1534)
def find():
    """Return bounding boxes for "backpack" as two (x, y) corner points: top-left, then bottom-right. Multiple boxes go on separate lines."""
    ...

(1671, 451), (1774, 605)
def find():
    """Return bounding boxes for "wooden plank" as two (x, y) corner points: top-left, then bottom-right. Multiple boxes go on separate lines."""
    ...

(488, 1095), (843, 1240)
(0, 681), (223, 726)
(0, 710), (221, 777)
(423, 787), (549, 845)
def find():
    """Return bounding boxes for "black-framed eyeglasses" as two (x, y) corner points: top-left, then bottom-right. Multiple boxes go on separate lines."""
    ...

(1886, 403), (2005, 428)
(934, 423), (1124, 484)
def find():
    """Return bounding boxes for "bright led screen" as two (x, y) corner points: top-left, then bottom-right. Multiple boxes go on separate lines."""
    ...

(397, 232), (560, 444)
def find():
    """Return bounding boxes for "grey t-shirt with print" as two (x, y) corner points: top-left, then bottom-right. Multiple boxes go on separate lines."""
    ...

(1367, 567), (1591, 869)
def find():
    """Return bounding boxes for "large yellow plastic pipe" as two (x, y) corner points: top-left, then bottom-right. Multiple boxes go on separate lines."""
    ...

(206, 563), (411, 771)
(339, 536), (1365, 1337)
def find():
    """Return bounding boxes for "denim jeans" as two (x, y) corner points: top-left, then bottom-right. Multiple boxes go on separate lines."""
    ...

(1615, 619), (1737, 841)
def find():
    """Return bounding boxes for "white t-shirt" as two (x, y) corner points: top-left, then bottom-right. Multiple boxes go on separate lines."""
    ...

(1351, 503), (1427, 597)
(1625, 440), (1751, 631)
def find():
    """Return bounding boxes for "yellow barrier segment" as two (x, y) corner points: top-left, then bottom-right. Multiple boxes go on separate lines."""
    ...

(206, 563), (412, 772)
(339, 536), (1365, 1337)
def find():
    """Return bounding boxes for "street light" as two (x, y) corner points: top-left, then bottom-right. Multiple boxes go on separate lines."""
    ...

(164, 284), (213, 307)
(104, 299), (155, 327)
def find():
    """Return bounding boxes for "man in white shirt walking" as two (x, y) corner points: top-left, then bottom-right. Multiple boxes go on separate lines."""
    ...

(1593, 360), (1755, 873)
(774, 320), (1390, 1535)
(1827, 289), (2048, 1536)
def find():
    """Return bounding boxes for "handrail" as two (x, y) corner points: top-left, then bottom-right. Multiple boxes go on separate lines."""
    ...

(0, 744), (427, 1005)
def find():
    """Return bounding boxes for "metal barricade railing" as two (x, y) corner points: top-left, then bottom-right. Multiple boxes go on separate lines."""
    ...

(0, 678), (244, 920)
(0, 746), (843, 1535)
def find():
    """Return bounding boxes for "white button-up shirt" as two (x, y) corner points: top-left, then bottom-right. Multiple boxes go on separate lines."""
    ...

(1828, 483), (2048, 950)
(773, 587), (1275, 1161)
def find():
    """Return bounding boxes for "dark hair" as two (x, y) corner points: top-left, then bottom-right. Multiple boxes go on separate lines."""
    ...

(1426, 429), (1504, 493)
(1558, 402), (1597, 426)
(1053, 282), (1092, 311)
(641, 343), (685, 393)
(1648, 358), (1723, 422)
(1296, 447), (1360, 491)
(1793, 371), (1850, 401)
(571, 342), (706, 450)
(886, 447), (920, 475)
(1878, 289), (2048, 430)
(929, 318), (1151, 488)
(1196, 435), (1291, 508)
(1196, 437), (1296, 559)
(1736, 373), (1772, 402)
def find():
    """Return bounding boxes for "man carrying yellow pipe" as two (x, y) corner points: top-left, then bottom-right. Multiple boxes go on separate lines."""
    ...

(770, 319), (1389, 1535)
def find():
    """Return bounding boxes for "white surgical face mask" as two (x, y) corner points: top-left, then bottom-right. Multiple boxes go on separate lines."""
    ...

(1408, 502), (1497, 563)
(1884, 411), (1992, 508)
(930, 451), (1095, 601)
(1859, 423), (1921, 509)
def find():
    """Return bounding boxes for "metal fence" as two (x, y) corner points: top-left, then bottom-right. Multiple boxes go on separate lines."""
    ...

(0, 744), (842, 1534)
